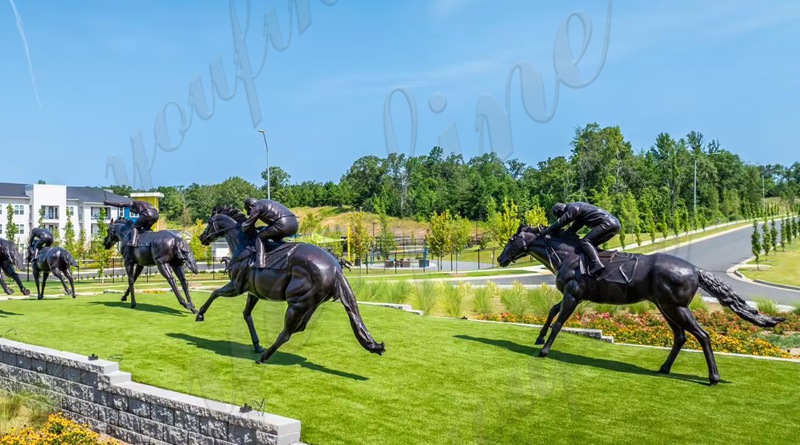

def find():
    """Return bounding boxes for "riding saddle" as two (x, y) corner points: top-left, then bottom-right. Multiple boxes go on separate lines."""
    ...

(236, 241), (298, 270)
(579, 250), (639, 284)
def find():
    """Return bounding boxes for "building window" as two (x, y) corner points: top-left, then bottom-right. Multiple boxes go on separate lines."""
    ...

(14, 205), (24, 215)
(45, 206), (59, 220)
(0, 224), (3, 234)
(91, 207), (110, 220)
(17, 224), (25, 235)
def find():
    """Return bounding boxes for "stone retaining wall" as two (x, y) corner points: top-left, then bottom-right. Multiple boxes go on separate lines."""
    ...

(0, 338), (301, 445)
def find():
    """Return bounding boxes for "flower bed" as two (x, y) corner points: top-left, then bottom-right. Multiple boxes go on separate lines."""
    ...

(476, 310), (800, 359)
(0, 413), (120, 445)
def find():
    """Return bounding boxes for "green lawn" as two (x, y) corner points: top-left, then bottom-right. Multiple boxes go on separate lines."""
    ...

(745, 241), (800, 288)
(1, 292), (799, 444)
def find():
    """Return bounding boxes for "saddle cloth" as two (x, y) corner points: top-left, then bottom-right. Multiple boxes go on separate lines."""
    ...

(259, 242), (299, 270)
(579, 250), (639, 284)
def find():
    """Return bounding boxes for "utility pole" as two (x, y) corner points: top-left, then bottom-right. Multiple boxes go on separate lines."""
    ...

(693, 158), (697, 227)
(258, 129), (270, 200)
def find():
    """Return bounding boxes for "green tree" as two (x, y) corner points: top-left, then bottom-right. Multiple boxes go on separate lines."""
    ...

(38, 207), (44, 228)
(450, 215), (472, 272)
(299, 211), (322, 236)
(5, 204), (19, 246)
(645, 209), (657, 244)
(487, 199), (520, 247)
(751, 221), (761, 269)
(427, 211), (452, 268)
(52, 226), (61, 247)
(770, 219), (778, 253)
(91, 208), (110, 281)
(189, 219), (207, 262)
(377, 212), (397, 260)
(780, 218), (787, 251)
(348, 211), (372, 264)
(76, 226), (89, 259)
(762, 222), (771, 257)
(64, 208), (77, 254)
(524, 204), (548, 227)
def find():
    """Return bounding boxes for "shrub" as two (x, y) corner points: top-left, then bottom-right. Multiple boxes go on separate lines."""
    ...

(592, 303), (622, 316)
(755, 298), (780, 317)
(527, 283), (561, 317)
(627, 301), (655, 315)
(414, 281), (439, 315)
(387, 281), (413, 304)
(500, 281), (529, 317)
(1, 412), (120, 444)
(793, 303), (800, 316)
(0, 391), (52, 435)
(443, 283), (471, 318)
(472, 284), (494, 316)
(689, 295), (708, 312)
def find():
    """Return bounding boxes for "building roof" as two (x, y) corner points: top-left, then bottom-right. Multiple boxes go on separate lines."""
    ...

(66, 186), (129, 203)
(0, 183), (28, 198)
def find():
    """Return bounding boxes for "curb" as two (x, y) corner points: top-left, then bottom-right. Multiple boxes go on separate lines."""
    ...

(727, 258), (800, 296)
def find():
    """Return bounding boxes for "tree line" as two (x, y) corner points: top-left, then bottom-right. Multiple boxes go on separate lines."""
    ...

(103, 123), (800, 236)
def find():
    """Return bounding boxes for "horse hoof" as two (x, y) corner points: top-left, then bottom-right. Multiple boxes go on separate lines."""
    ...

(4, 290), (12, 296)
(130, 304), (136, 309)
(22, 289), (30, 296)
(255, 360), (263, 365)
(121, 296), (127, 302)
(709, 377), (720, 386)
(37, 295), (43, 300)
(254, 347), (265, 354)
(534, 338), (545, 346)
(195, 314), (205, 322)
(537, 351), (548, 358)
(657, 368), (669, 375)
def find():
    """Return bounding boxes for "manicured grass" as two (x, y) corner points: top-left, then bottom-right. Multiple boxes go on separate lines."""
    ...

(745, 241), (800, 288)
(2, 292), (799, 444)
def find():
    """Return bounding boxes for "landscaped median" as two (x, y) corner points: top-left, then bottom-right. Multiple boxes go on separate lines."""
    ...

(739, 238), (800, 289)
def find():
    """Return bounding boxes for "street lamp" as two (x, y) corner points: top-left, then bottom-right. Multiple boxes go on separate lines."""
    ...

(258, 129), (270, 200)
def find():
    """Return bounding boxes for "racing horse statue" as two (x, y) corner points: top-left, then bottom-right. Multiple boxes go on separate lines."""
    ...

(104, 218), (199, 313)
(0, 237), (30, 296)
(497, 224), (784, 385)
(196, 206), (385, 364)
(28, 244), (78, 299)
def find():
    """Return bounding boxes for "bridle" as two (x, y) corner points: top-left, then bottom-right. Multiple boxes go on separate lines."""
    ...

(510, 229), (562, 272)
(203, 217), (233, 241)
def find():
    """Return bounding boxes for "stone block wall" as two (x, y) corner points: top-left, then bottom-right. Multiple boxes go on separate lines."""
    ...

(0, 338), (301, 445)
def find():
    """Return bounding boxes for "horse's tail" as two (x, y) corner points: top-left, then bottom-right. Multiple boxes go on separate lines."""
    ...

(176, 239), (199, 273)
(62, 249), (79, 267)
(333, 268), (385, 355)
(697, 269), (784, 327)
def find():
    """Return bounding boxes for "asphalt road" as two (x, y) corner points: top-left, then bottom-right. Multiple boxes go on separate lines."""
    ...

(489, 222), (800, 305)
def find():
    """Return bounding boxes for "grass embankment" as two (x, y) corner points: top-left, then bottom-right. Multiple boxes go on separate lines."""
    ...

(744, 240), (800, 288)
(1, 291), (799, 444)
(0, 392), (52, 435)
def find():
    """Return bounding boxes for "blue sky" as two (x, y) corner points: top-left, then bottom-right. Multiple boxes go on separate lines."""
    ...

(2, 0), (798, 189)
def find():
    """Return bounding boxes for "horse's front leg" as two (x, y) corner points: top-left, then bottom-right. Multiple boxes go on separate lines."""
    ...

(195, 280), (240, 321)
(535, 302), (562, 345)
(243, 293), (263, 352)
(0, 268), (11, 295)
(4, 264), (30, 296)
(122, 264), (144, 305)
(539, 279), (583, 357)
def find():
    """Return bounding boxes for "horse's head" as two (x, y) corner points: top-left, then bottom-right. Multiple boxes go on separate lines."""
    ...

(104, 218), (119, 249)
(497, 224), (541, 267)
(26, 244), (36, 263)
(199, 211), (240, 245)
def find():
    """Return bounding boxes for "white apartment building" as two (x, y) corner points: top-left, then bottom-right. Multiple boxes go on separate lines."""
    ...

(0, 183), (128, 251)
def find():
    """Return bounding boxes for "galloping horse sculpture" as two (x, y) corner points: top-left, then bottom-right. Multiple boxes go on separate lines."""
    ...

(28, 244), (78, 299)
(498, 224), (784, 384)
(104, 219), (199, 312)
(197, 206), (385, 364)
(0, 238), (30, 296)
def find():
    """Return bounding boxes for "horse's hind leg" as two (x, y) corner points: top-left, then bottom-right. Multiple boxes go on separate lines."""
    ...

(156, 263), (192, 313)
(5, 265), (29, 296)
(536, 302), (562, 345)
(64, 268), (76, 298)
(50, 267), (70, 296)
(667, 304), (720, 384)
(243, 293), (264, 353)
(122, 264), (144, 306)
(173, 264), (196, 313)
(257, 301), (316, 364)
(656, 304), (687, 375)
(0, 268), (11, 295)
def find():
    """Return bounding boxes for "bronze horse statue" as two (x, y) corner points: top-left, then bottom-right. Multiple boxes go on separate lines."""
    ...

(104, 218), (199, 313)
(28, 245), (78, 299)
(498, 224), (784, 385)
(196, 206), (385, 364)
(0, 238), (30, 296)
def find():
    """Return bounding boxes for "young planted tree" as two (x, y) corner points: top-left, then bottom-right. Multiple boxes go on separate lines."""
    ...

(377, 211), (397, 260)
(450, 215), (472, 272)
(524, 204), (548, 228)
(751, 221), (761, 270)
(488, 199), (520, 247)
(427, 211), (452, 270)
(780, 218), (787, 251)
(38, 207), (45, 228)
(645, 209), (657, 244)
(52, 227), (61, 247)
(77, 226), (89, 259)
(64, 208), (77, 254)
(348, 211), (372, 265)
(91, 208), (110, 281)
(190, 219), (207, 262)
(5, 204), (19, 247)
(762, 222), (771, 257)
(770, 219), (778, 253)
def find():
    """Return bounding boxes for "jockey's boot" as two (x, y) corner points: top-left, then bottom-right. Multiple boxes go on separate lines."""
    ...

(127, 228), (139, 247)
(580, 240), (605, 277)
(252, 239), (266, 269)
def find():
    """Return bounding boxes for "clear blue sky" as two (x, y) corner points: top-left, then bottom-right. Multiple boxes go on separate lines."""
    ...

(2, 1), (798, 189)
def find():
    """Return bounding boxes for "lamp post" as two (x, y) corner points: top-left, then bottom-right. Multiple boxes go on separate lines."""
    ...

(258, 129), (270, 200)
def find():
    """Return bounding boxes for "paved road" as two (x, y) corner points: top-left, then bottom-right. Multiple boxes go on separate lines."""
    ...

(488, 222), (800, 305)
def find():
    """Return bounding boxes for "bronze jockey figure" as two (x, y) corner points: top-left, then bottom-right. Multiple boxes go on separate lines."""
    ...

(242, 198), (299, 268)
(28, 227), (54, 262)
(533, 202), (621, 276)
(104, 199), (159, 247)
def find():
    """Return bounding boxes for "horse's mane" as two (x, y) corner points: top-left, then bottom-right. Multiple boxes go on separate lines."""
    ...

(111, 218), (135, 227)
(213, 206), (247, 223)
(522, 224), (580, 242)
